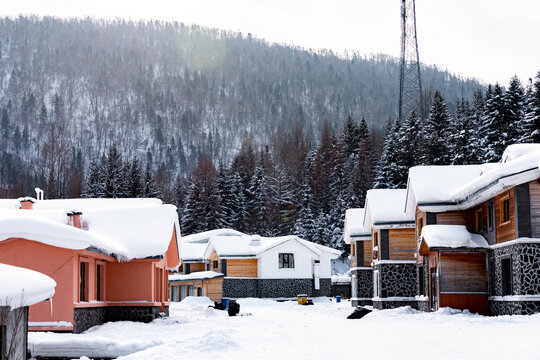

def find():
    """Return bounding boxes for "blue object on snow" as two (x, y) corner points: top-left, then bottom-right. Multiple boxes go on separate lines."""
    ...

(221, 298), (231, 310)
(336, 296), (342, 303)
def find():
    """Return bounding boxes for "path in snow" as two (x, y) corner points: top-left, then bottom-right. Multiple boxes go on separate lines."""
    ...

(29, 297), (540, 359)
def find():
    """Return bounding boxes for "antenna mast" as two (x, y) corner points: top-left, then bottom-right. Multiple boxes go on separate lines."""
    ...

(399, 0), (423, 121)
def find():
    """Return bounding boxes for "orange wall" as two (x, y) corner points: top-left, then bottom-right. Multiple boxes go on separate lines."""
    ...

(0, 238), (75, 324)
(106, 260), (154, 301)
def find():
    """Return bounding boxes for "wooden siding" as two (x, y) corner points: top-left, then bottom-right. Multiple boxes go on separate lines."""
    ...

(363, 240), (372, 267)
(209, 250), (220, 272)
(530, 181), (540, 238)
(439, 253), (487, 294)
(388, 228), (416, 260)
(495, 189), (517, 243)
(440, 294), (487, 315)
(205, 278), (223, 302)
(226, 259), (258, 277)
(188, 263), (205, 273)
(436, 210), (475, 232)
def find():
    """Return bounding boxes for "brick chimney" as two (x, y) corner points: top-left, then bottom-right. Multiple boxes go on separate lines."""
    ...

(67, 210), (83, 229)
(19, 197), (36, 210)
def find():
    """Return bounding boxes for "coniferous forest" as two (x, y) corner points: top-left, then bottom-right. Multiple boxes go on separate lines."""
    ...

(0, 16), (539, 250)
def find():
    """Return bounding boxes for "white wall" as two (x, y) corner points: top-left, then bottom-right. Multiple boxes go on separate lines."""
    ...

(258, 240), (334, 279)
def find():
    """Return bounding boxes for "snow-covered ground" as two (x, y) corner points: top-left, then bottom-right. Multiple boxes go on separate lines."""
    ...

(29, 297), (540, 360)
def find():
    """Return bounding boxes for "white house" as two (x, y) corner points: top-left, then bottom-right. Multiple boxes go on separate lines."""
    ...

(173, 230), (341, 299)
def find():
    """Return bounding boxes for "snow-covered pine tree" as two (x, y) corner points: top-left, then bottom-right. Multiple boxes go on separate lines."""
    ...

(393, 111), (422, 187)
(420, 91), (453, 165)
(504, 75), (526, 144)
(520, 72), (540, 143)
(480, 84), (509, 162)
(450, 99), (481, 165)
(217, 168), (234, 229)
(142, 162), (161, 198)
(181, 157), (224, 235)
(102, 145), (126, 198)
(343, 115), (361, 156)
(84, 159), (104, 198)
(247, 162), (269, 235)
(126, 157), (143, 197)
(374, 117), (401, 189)
(231, 172), (249, 232)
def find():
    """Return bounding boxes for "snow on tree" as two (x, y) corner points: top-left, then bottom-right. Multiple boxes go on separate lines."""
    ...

(374, 118), (401, 189)
(480, 84), (509, 162)
(450, 99), (481, 165)
(420, 91), (453, 165)
(520, 72), (540, 143)
(102, 145), (126, 198)
(84, 160), (104, 198)
(504, 75), (526, 144)
(142, 162), (161, 198)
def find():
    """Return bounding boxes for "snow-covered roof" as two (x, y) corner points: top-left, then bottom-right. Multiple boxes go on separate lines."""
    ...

(343, 208), (370, 244)
(364, 189), (414, 228)
(180, 242), (208, 262)
(0, 198), (179, 261)
(407, 144), (540, 213)
(0, 263), (56, 310)
(181, 229), (248, 244)
(205, 234), (341, 259)
(168, 271), (224, 282)
(419, 225), (489, 255)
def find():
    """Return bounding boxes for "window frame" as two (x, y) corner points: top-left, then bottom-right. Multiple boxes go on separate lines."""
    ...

(351, 242), (356, 256)
(475, 209), (483, 233)
(500, 196), (511, 225)
(79, 259), (89, 302)
(501, 256), (513, 296)
(96, 262), (105, 302)
(213, 260), (219, 270)
(373, 232), (378, 248)
(417, 217), (423, 238)
(278, 253), (295, 269)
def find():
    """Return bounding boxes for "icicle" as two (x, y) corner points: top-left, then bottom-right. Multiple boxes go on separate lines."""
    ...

(50, 297), (53, 317)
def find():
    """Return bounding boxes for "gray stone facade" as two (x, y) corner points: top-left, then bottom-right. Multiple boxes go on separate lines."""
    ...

(0, 306), (28, 360)
(351, 268), (372, 306)
(374, 262), (416, 298)
(488, 242), (540, 315)
(372, 262), (416, 310)
(73, 305), (166, 333)
(222, 278), (333, 299)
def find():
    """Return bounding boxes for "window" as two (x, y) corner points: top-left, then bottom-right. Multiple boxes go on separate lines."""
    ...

(279, 253), (295, 269)
(417, 218), (423, 237)
(180, 285), (186, 300)
(79, 261), (89, 302)
(418, 266), (425, 296)
(172, 286), (179, 302)
(155, 268), (164, 302)
(373, 232), (378, 247)
(501, 197), (510, 224)
(502, 258), (512, 296)
(96, 264), (105, 301)
(197, 287), (203, 296)
(213, 260), (219, 270)
(188, 285), (194, 296)
(487, 201), (494, 231)
(475, 209), (483, 233)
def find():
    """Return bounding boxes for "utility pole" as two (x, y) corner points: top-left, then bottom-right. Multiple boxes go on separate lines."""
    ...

(399, 0), (423, 121)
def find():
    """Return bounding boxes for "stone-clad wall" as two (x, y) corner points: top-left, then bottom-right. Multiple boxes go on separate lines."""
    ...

(488, 242), (540, 315)
(374, 262), (416, 298)
(222, 278), (333, 298)
(332, 284), (351, 298)
(73, 306), (166, 333)
(351, 268), (373, 306)
(222, 278), (259, 298)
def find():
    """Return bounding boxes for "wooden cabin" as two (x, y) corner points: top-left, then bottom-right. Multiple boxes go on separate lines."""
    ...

(0, 263), (56, 360)
(364, 189), (417, 309)
(407, 144), (540, 315)
(0, 198), (180, 333)
(168, 271), (224, 302)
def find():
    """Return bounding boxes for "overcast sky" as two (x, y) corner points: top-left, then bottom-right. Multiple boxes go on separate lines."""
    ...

(2, 0), (539, 85)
